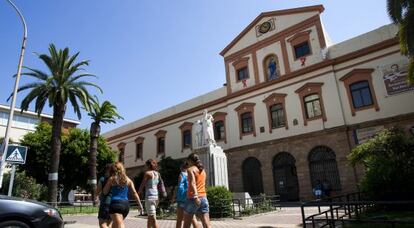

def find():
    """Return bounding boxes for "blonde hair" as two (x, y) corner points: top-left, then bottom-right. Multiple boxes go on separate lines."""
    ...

(110, 162), (128, 187)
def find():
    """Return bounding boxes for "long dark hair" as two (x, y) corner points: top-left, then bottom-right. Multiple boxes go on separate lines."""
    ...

(187, 153), (204, 173)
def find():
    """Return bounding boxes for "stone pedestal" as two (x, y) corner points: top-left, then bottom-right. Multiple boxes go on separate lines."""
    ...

(193, 145), (229, 189)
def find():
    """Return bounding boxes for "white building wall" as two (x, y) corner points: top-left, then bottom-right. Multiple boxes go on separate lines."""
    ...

(104, 17), (414, 174)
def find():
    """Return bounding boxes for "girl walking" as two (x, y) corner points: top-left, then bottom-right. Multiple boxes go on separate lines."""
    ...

(139, 159), (164, 228)
(103, 162), (143, 228)
(95, 164), (113, 228)
(174, 162), (199, 228)
(183, 153), (211, 228)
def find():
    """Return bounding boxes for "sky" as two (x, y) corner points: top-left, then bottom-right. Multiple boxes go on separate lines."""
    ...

(0, 0), (391, 133)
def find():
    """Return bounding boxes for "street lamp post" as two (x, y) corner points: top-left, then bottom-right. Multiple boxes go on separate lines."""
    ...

(0, 0), (28, 189)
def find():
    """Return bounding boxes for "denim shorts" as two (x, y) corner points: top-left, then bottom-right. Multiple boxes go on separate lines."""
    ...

(177, 200), (186, 209)
(183, 197), (209, 214)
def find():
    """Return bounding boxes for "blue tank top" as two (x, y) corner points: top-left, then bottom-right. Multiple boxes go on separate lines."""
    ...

(176, 171), (188, 203)
(111, 184), (129, 201)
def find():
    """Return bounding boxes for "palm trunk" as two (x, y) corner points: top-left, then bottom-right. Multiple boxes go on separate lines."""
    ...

(48, 104), (65, 206)
(88, 122), (100, 206)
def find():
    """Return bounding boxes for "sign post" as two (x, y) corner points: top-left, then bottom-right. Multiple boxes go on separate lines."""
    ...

(7, 165), (16, 196)
(5, 145), (27, 196)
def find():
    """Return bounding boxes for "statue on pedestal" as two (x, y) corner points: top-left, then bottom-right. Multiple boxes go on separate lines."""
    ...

(192, 109), (228, 189)
(203, 109), (216, 146)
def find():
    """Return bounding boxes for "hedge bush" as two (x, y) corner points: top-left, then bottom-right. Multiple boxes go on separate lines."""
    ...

(1, 170), (47, 201)
(207, 186), (233, 218)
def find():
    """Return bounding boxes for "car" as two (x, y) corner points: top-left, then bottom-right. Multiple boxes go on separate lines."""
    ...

(0, 195), (64, 228)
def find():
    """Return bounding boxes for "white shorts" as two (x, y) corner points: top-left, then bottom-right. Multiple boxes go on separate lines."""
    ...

(145, 199), (158, 216)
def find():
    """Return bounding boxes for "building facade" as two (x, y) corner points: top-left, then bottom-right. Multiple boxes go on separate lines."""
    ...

(103, 5), (414, 200)
(0, 104), (80, 143)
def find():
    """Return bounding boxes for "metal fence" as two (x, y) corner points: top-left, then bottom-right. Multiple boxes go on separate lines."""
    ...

(301, 192), (414, 228)
(48, 194), (281, 218)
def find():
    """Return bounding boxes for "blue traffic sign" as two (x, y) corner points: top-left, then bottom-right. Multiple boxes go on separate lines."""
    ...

(5, 145), (27, 165)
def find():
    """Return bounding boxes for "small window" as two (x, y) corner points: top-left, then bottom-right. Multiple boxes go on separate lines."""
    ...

(214, 121), (225, 141)
(158, 137), (165, 154)
(119, 148), (125, 163)
(241, 112), (253, 133)
(304, 94), (322, 119)
(350, 81), (373, 109)
(135, 143), (143, 161)
(294, 41), (310, 59)
(237, 67), (249, 81)
(182, 130), (192, 148)
(270, 104), (285, 128)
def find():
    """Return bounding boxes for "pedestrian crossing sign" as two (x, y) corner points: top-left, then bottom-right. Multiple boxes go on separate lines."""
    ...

(5, 145), (28, 165)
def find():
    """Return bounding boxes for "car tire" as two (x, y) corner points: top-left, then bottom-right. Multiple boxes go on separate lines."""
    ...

(0, 220), (31, 228)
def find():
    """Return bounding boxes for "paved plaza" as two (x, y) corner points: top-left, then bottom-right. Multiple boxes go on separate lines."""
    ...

(64, 207), (320, 228)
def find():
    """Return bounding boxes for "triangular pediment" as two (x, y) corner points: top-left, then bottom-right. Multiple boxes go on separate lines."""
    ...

(220, 5), (324, 57)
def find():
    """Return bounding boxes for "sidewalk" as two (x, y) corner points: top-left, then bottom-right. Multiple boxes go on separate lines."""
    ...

(64, 207), (316, 228)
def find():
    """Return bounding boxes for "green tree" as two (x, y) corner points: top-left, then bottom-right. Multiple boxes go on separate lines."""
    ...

(387, 0), (414, 82)
(158, 156), (181, 188)
(86, 97), (123, 204)
(348, 127), (414, 200)
(19, 122), (117, 202)
(11, 44), (101, 204)
(1, 171), (47, 201)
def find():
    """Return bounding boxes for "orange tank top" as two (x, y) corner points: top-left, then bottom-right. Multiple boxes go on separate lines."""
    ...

(187, 169), (206, 198)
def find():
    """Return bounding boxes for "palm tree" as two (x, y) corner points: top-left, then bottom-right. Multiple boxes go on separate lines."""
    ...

(11, 44), (101, 204)
(87, 97), (122, 204)
(387, 0), (414, 82)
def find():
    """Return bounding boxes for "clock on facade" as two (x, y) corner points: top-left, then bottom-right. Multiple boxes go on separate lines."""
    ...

(255, 18), (275, 37)
(259, 21), (272, 34)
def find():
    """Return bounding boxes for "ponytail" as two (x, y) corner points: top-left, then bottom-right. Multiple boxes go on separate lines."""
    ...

(187, 153), (204, 173)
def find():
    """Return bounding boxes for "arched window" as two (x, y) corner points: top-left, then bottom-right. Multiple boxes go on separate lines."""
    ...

(308, 146), (341, 191)
(242, 157), (264, 196)
(263, 55), (280, 81)
(273, 152), (299, 201)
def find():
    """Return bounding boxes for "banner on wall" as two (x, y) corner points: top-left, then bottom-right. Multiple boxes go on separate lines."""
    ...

(354, 125), (384, 145)
(382, 60), (414, 96)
